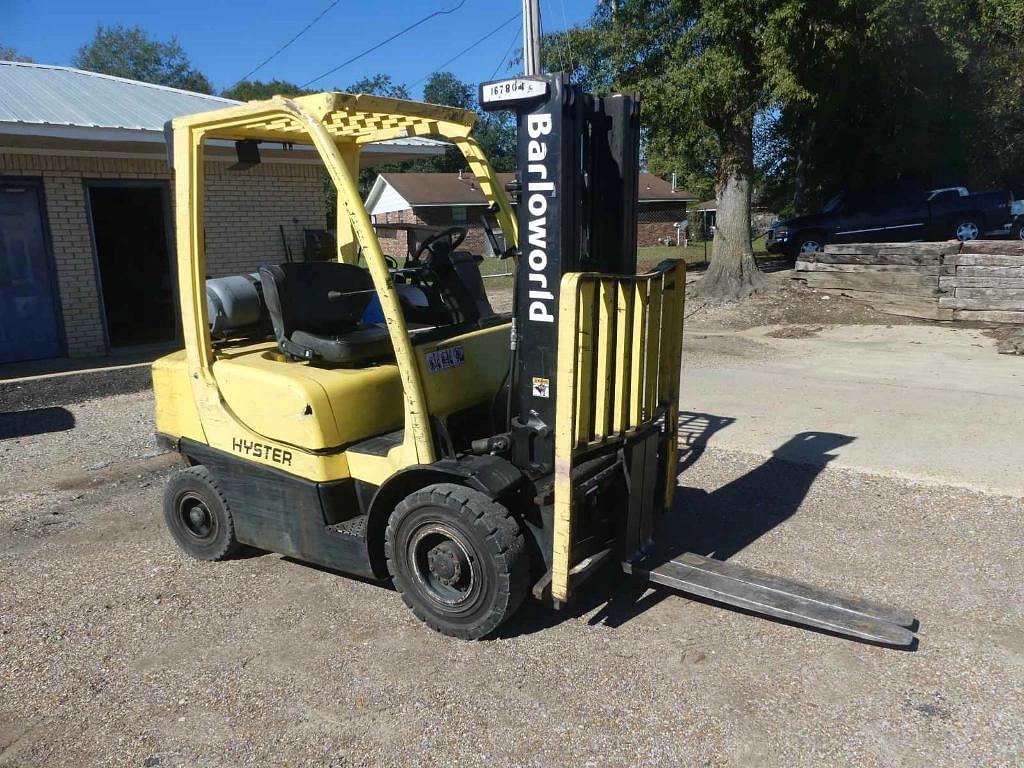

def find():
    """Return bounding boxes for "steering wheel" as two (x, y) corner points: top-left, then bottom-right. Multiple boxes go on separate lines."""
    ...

(384, 254), (399, 270)
(410, 226), (468, 265)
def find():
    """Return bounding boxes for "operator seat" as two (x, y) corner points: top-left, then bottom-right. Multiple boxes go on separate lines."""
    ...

(258, 262), (393, 365)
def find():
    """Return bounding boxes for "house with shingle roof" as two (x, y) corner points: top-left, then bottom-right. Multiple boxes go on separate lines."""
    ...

(365, 170), (697, 259)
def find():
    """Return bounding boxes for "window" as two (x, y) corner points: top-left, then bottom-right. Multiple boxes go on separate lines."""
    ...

(452, 206), (467, 225)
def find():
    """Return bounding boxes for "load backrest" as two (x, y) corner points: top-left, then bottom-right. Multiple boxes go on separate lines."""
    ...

(551, 260), (686, 603)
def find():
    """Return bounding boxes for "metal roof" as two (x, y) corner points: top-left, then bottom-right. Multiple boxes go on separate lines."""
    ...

(0, 61), (236, 131)
(0, 61), (446, 155)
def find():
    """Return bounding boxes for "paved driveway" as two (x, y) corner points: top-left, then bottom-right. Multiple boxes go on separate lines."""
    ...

(683, 323), (1024, 496)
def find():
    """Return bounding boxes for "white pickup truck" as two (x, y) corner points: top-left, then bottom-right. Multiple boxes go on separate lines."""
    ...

(1011, 198), (1024, 240)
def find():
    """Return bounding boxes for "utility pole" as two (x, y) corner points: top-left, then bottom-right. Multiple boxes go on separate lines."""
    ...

(523, 0), (541, 76)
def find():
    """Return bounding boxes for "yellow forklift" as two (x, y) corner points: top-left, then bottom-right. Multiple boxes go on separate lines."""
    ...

(153, 75), (917, 645)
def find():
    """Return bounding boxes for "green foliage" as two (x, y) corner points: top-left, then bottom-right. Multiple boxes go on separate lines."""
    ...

(421, 71), (516, 173)
(559, 0), (1023, 217)
(423, 71), (475, 109)
(0, 45), (34, 63)
(72, 25), (212, 94)
(473, 113), (517, 172)
(936, 0), (1024, 188)
(529, 25), (617, 93)
(221, 79), (313, 101)
(345, 74), (409, 100)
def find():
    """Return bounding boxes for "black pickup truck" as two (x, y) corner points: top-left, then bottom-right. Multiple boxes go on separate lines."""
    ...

(767, 186), (1014, 257)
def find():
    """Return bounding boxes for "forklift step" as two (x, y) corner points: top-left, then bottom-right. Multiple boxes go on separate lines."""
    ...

(348, 430), (404, 457)
(627, 552), (917, 647)
(328, 514), (368, 538)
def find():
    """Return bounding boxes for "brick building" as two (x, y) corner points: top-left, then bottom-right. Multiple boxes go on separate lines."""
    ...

(365, 171), (697, 259)
(0, 61), (442, 365)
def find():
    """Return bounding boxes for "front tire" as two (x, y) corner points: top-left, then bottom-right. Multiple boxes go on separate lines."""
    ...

(385, 483), (529, 639)
(163, 465), (240, 561)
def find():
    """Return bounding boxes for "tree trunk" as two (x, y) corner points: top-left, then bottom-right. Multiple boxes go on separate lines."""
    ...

(692, 122), (765, 301)
(792, 151), (808, 216)
(791, 121), (813, 216)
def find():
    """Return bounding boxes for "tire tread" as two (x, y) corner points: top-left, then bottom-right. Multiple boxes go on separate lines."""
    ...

(384, 483), (528, 640)
(163, 465), (240, 562)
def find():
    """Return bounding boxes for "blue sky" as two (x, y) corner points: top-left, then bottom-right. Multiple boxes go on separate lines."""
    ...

(3, 0), (597, 98)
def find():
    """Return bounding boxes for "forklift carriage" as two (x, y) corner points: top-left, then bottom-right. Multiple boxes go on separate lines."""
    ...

(153, 75), (916, 645)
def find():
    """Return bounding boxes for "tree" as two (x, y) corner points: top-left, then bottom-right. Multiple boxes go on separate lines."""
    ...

(423, 71), (474, 109)
(221, 79), (312, 101)
(420, 71), (516, 172)
(599, 1), (773, 299)
(762, 0), (980, 216)
(472, 113), (516, 172)
(72, 25), (212, 94)
(346, 74), (409, 100)
(932, 0), (1024, 189)
(0, 45), (34, 63)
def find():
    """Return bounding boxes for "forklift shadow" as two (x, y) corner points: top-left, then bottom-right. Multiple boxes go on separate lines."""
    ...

(656, 431), (856, 563)
(497, 430), (856, 638)
(0, 407), (76, 440)
(676, 411), (736, 472)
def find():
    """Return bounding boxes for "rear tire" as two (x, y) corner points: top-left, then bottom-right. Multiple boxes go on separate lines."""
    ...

(385, 483), (529, 639)
(163, 465), (240, 561)
(795, 233), (825, 257)
(953, 218), (981, 242)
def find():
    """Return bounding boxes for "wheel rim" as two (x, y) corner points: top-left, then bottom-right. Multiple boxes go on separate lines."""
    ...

(956, 222), (979, 241)
(1017, 225), (1024, 241)
(178, 492), (217, 541)
(407, 521), (481, 611)
(799, 239), (822, 255)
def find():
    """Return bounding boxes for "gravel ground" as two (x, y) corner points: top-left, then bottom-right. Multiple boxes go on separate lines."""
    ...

(2, 389), (1022, 767)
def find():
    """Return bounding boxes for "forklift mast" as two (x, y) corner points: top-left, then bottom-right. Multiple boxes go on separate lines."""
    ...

(482, 73), (641, 473)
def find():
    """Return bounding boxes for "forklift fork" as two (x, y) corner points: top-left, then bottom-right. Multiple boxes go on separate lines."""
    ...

(626, 551), (916, 647)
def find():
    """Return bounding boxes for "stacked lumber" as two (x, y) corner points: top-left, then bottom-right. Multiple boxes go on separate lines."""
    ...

(938, 241), (1024, 324)
(795, 242), (953, 320)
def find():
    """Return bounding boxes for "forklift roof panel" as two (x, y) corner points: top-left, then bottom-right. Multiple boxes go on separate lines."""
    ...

(172, 91), (478, 145)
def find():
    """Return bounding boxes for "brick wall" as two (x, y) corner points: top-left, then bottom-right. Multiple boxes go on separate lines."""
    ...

(638, 205), (688, 247)
(372, 205), (495, 261)
(0, 151), (327, 359)
(371, 208), (426, 260)
(204, 162), (327, 277)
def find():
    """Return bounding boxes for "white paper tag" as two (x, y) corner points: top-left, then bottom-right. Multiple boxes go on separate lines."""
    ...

(481, 78), (547, 105)
(426, 345), (465, 373)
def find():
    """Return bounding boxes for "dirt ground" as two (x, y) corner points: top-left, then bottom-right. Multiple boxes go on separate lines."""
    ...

(488, 265), (929, 332)
(2, 277), (1023, 767)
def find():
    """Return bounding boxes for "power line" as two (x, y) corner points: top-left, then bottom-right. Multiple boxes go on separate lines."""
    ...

(557, 0), (578, 76)
(489, 25), (521, 80)
(412, 11), (521, 88)
(300, 0), (468, 89)
(233, 0), (342, 86)
(542, 0), (565, 73)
